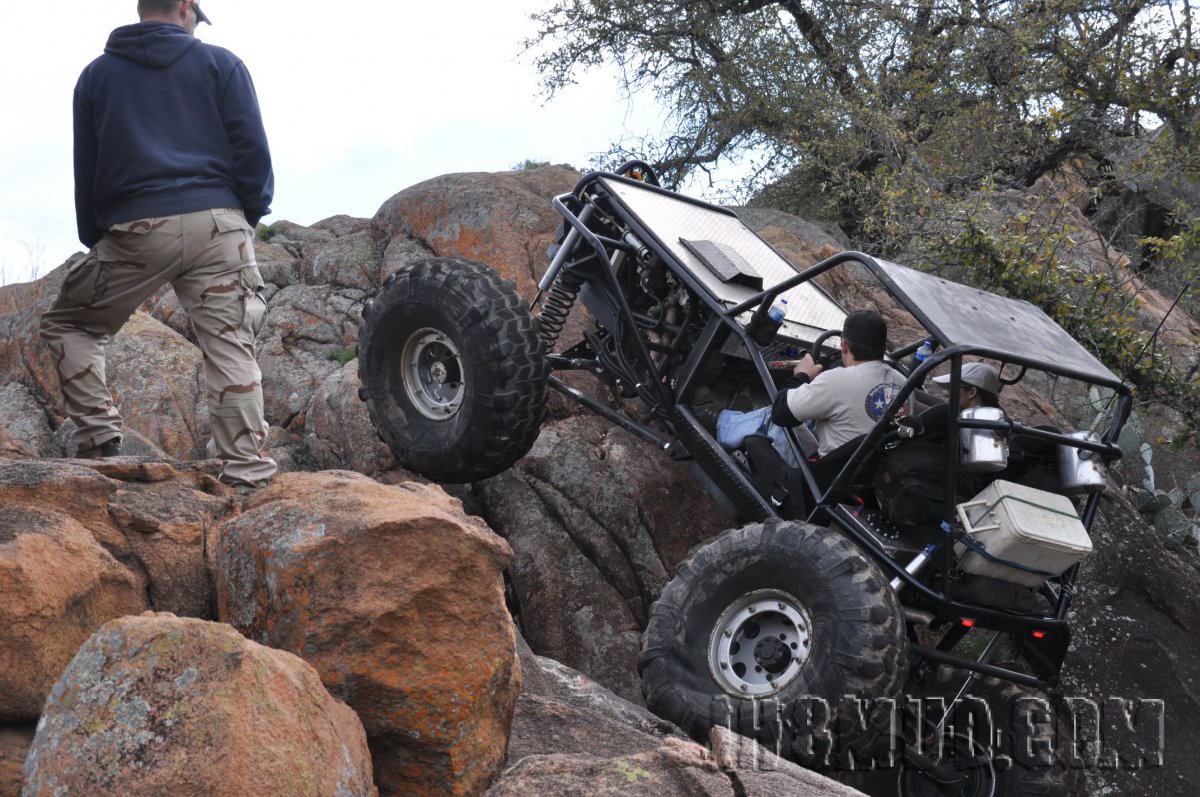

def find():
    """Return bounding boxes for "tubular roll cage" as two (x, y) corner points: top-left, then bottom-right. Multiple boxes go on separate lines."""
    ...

(534, 164), (1134, 689)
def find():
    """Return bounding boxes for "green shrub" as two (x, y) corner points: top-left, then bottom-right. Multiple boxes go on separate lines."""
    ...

(914, 191), (1199, 447)
(327, 347), (357, 366)
(255, 222), (281, 242)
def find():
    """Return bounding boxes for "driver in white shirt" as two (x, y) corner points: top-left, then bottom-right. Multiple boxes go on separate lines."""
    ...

(715, 310), (909, 466)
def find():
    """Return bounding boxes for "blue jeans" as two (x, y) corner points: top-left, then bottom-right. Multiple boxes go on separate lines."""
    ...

(716, 407), (805, 468)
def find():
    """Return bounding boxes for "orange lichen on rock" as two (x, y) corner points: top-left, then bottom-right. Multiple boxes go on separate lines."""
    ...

(217, 470), (519, 797)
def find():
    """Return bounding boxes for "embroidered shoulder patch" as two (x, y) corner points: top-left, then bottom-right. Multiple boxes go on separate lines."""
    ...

(864, 383), (906, 421)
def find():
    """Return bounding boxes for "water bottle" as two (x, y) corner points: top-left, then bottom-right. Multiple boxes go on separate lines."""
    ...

(768, 297), (788, 325)
(751, 297), (788, 345)
(912, 338), (933, 368)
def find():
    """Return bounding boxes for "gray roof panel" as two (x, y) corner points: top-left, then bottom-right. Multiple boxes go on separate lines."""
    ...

(873, 259), (1119, 384)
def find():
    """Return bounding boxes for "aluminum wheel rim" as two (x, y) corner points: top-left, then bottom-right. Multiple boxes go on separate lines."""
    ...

(708, 588), (813, 697)
(401, 327), (464, 420)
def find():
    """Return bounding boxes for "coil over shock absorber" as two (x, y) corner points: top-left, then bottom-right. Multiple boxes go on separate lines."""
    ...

(537, 202), (596, 348)
(537, 268), (583, 347)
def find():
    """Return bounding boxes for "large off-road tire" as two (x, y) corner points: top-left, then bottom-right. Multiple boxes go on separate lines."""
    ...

(639, 519), (908, 766)
(357, 257), (548, 483)
(898, 668), (1085, 797)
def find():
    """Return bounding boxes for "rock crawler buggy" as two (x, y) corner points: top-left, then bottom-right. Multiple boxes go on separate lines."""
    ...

(357, 163), (1131, 796)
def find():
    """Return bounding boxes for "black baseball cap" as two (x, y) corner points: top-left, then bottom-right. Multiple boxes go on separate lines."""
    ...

(193, 2), (211, 25)
(841, 309), (887, 347)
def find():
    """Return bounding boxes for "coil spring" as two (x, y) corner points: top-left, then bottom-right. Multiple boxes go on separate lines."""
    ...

(537, 269), (584, 347)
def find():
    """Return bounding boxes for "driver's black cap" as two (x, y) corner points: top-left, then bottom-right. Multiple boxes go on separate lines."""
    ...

(841, 309), (887, 347)
(193, 2), (212, 25)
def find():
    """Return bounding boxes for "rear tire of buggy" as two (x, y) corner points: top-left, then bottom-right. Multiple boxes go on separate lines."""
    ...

(898, 668), (1086, 797)
(639, 519), (908, 767)
(357, 257), (548, 483)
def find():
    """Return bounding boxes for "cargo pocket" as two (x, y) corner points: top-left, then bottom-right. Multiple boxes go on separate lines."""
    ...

(212, 208), (252, 233)
(212, 209), (256, 265)
(107, 217), (165, 236)
(94, 217), (161, 275)
(59, 251), (103, 307)
(239, 266), (267, 340)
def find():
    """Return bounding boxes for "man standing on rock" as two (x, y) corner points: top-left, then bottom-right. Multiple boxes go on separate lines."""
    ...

(41, 0), (276, 492)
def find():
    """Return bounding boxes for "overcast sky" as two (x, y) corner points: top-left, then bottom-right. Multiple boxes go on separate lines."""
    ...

(0, 1), (681, 287)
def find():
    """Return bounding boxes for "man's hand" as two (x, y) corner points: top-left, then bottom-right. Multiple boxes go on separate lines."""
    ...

(794, 353), (824, 380)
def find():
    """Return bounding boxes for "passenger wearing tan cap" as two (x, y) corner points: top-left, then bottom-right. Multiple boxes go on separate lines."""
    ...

(931, 361), (1002, 409)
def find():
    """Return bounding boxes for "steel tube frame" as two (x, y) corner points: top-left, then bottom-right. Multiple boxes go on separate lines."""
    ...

(540, 169), (1134, 683)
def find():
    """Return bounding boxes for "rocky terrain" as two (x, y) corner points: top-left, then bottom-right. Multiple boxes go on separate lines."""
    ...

(0, 165), (1197, 795)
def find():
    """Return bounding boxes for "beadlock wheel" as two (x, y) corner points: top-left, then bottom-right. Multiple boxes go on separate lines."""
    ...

(639, 520), (908, 765)
(357, 257), (549, 483)
(401, 328), (464, 420)
(707, 589), (813, 697)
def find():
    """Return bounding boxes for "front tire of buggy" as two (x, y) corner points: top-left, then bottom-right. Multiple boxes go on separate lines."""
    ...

(357, 257), (549, 483)
(639, 520), (908, 766)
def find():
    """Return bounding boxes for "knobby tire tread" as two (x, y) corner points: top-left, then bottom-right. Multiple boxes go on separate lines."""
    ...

(640, 520), (908, 767)
(904, 667), (1087, 797)
(357, 257), (548, 483)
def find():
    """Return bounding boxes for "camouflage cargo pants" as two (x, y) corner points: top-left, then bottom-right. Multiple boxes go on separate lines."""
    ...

(39, 208), (277, 487)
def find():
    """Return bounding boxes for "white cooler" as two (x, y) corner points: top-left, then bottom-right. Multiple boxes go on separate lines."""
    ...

(954, 480), (1093, 587)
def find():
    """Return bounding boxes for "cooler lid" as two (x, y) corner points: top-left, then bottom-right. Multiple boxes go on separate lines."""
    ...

(965, 480), (1093, 555)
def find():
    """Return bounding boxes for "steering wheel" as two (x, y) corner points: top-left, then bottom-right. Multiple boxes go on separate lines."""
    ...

(810, 329), (843, 369)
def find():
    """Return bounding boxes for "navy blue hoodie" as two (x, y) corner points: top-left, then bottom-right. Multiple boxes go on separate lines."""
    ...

(74, 22), (273, 247)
